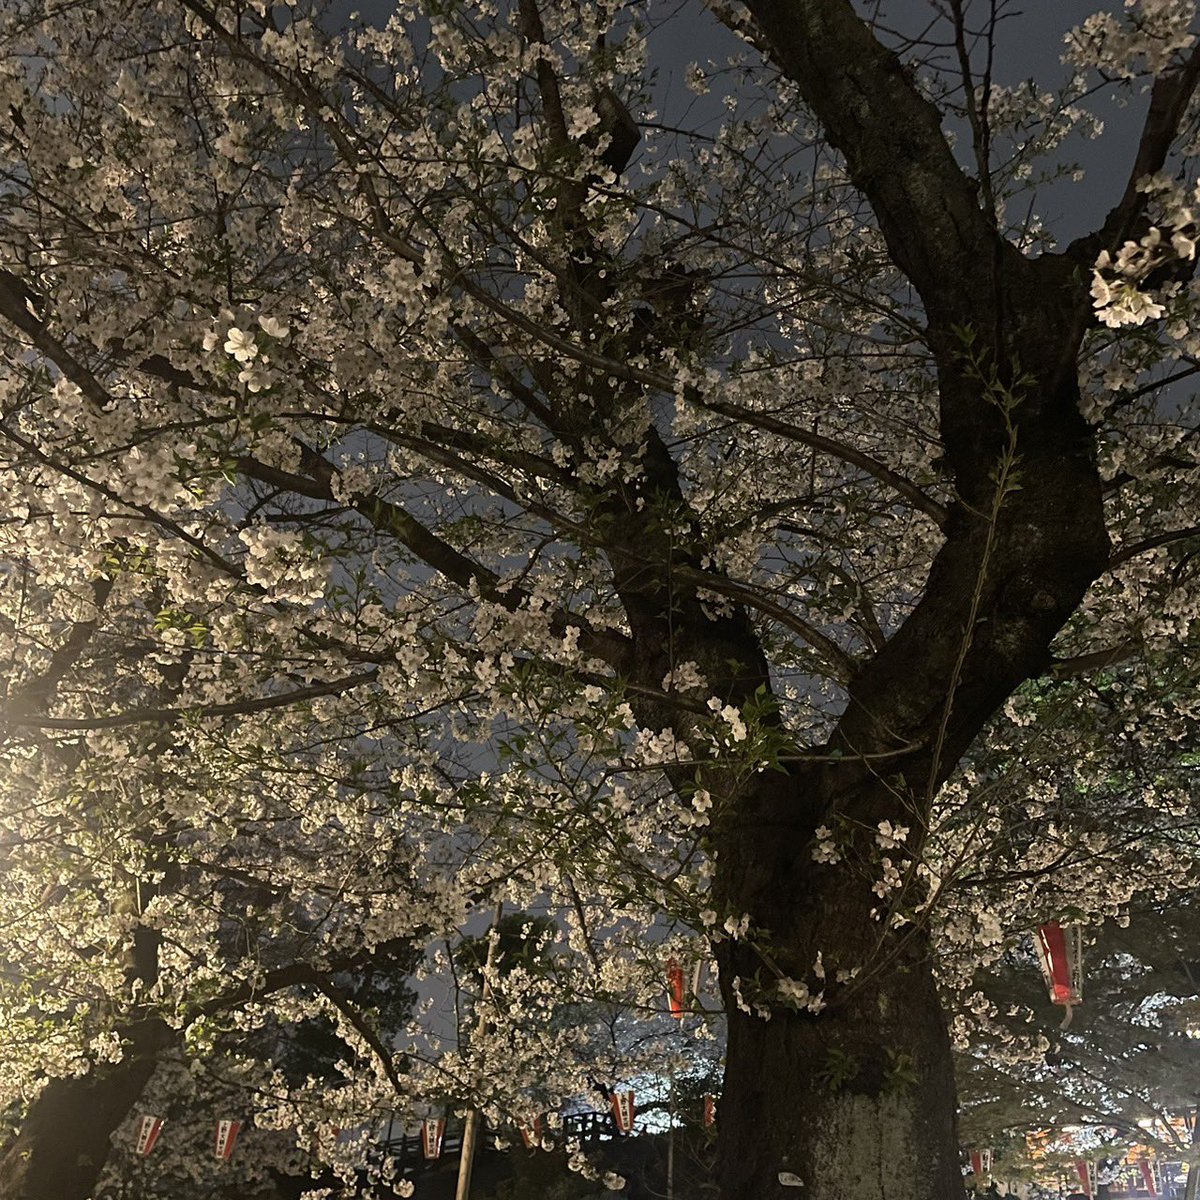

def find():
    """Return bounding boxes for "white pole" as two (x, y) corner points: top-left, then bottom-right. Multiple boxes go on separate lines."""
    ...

(454, 903), (504, 1200)
(666, 1067), (675, 1200)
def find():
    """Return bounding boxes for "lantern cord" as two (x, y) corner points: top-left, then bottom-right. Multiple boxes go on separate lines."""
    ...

(1059, 1003), (1074, 1030)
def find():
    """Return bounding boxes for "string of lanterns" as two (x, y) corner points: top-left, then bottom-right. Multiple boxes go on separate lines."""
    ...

(133, 1115), (241, 1161)
(963, 1149), (1162, 1196)
(127, 929), (1080, 1177)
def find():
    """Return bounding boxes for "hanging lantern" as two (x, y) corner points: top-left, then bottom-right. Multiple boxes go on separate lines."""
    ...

(691, 959), (705, 1003)
(610, 1090), (635, 1133)
(1139, 1159), (1159, 1195)
(1074, 1160), (1095, 1198)
(519, 1116), (543, 1149)
(703, 1094), (716, 1128)
(214, 1119), (242, 1161)
(135, 1115), (164, 1156)
(667, 959), (686, 1019)
(1035, 921), (1083, 1025)
(969, 1148), (993, 1178)
(422, 1117), (446, 1160)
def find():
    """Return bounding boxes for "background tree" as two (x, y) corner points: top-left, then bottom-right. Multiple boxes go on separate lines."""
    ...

(956, 900), (1200, 1179)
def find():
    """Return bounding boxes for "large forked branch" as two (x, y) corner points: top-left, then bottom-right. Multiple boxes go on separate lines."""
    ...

(726, 0), (1111, 821)
(738, 0), (996, 317)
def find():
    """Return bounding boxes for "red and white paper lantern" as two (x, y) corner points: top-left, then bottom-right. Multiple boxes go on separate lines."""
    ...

(519, 1116), (543, 1149)
(422, 1117), (446, 1160)
(135, 1115), (164, 1156)
(1139, 1159), (1159, 1196)
(610, 1090), (635, 1133)
(1074, 1160), (1095, 1199)
(969, 1148), (993, 1178)
(214, 1119), (241, 1161)
(667, 959), (686, 1020)
(1035, 921), (1083, 1024)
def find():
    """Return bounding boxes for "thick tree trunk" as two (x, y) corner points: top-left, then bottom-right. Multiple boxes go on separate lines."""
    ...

(706, 325), (1106, 1200)
(715, 974), (960, 1200)
(718, 952), (960, 1199)
(713, 757), (968, 1200)
(0, 1067), (154, 1200)
(0, 1020), (168, 1200)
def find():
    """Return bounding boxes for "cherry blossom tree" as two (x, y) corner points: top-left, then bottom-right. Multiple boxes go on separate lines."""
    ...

(2, 1), (1200, 1198)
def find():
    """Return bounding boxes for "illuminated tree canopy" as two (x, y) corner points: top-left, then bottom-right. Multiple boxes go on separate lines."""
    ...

(1, 1), (1200, 1197)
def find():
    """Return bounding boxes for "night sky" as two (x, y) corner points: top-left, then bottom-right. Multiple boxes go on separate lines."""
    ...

(643, 0), (1155, 241)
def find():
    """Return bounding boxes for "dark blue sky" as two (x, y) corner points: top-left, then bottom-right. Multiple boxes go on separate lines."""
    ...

(641, 0), (1158, 243)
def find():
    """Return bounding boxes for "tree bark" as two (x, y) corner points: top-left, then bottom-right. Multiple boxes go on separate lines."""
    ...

(717, 939), (960, 1199)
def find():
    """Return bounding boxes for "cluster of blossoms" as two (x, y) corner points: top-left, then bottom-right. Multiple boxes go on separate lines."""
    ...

(1066, 0), (1196, 76)
(203, 314), (290, 391)
(812, 825), (841, 864)
(776, 975), (826, 1015)
(1089, 176), (1200, 326)
(237, 526), (326, 604)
